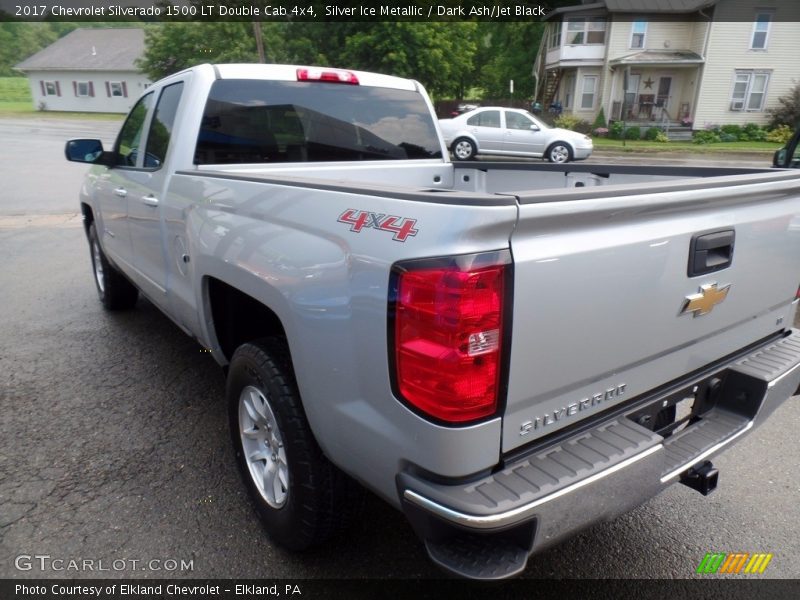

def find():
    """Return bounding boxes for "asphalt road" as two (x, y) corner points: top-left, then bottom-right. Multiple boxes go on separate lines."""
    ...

(0, 117), (798, 580)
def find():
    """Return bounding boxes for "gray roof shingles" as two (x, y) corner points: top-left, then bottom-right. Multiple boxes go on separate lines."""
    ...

(15, 28), (145, 72)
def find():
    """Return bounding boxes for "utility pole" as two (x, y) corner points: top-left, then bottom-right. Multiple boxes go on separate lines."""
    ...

(253, 22), (266, 63)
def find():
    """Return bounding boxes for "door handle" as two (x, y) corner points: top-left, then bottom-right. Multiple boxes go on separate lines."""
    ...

(688, 229), (735, 277)
(142, 195), (159, 207)
(113, 187), (127, 198)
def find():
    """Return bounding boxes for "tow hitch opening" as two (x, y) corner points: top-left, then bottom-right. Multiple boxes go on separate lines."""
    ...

(680, 461), (719, 496)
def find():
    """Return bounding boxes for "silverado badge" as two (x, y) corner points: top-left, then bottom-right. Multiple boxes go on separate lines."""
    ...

(680, 283), (731, 317)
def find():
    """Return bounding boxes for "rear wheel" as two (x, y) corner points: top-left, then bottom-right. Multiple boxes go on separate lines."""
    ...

(88, 222), (138, 310)
(452, 137), (477, 161)
(546, 142), (572, 163)
(227, 338), (363, 550)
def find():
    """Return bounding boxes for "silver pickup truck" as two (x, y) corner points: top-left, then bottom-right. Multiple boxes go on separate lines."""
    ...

(66, 64), (800, 579)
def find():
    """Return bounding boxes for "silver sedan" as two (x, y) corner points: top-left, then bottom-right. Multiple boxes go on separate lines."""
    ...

(438, 107), (593, 163)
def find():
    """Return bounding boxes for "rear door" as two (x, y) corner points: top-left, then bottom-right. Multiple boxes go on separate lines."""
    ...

(126, 81), (185, 305)
(465, 109), (505, 152)
(503, 173), (800, 453)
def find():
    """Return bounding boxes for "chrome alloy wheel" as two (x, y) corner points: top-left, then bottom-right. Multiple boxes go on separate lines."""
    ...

(92, 238), (105, 293)
(549, 144), (570, 163)
(239, 385), (289, 508)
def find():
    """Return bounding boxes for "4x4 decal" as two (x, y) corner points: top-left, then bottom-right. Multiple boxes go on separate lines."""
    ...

(338, 209), (419, 242)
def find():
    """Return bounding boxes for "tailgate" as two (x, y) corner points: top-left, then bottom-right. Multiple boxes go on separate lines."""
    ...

(504, 171), (800, 453)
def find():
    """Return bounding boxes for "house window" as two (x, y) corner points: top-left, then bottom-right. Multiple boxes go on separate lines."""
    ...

(566, 18), (606, 45)
(581, 76), (597, 109)
(630, 20), (647, 49)
(77, 82), (90, 97)
(44, 81), (57, 96)
(730, 71), (770, 111)
(750, 12), (771, 49)
(110, 82), (123, 97)
(548, 22), (562, 49)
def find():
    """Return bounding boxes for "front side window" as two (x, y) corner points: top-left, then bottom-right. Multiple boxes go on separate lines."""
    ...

(114, 92), (153, 167)
(144, 82), (184, 168)
(195, 80), (442, 164)
(505, 111), (536, 130)
(467, 110), (501, 128)
(581, 76), (597, 109)
(630, 20), (647, 49)
(751, 12), (771, 49)
(730, 71), (770, 111)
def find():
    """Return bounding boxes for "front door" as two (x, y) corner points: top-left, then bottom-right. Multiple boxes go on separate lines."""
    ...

(657, 77), (672, 115)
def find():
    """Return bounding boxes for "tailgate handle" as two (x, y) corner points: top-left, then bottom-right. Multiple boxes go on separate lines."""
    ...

(689, 229), (735, 277)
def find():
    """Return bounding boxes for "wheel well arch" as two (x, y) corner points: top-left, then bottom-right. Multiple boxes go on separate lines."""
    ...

(206, 277), (287, 362)
(81, 203), (94, 239)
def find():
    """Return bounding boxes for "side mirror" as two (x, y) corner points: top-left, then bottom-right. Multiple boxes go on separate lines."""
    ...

(529, 125), (540, 132)
(65, 139), (112, 165)
(773, 148), (786, 168)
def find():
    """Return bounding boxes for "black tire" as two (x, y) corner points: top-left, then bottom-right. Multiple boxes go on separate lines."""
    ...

(546, 142), (573, 163)
(88, 222), (138, 310)
(452, 137), (477, 161)
(227, 338), (363, 550)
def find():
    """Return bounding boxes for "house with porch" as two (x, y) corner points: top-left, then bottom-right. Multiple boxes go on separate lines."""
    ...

(533, 0), (800, 137)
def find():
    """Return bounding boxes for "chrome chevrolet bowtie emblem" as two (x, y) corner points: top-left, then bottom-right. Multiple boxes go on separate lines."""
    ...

(681, 283), (731, 317)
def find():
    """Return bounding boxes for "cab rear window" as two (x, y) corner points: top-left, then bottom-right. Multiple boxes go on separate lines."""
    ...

(195, 79), (442, 164)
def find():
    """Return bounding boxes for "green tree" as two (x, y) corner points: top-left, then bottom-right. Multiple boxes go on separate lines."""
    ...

(473, 22), (545, 101)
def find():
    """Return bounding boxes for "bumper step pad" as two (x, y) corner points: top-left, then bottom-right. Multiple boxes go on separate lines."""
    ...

(425, 534), (529, 580)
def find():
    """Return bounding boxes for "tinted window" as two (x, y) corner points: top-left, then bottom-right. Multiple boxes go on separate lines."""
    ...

(195, 80), (442, 164)
(144, 82), (184, 168)
(467, 110), (500, 128)
(115, 92), (153, 167)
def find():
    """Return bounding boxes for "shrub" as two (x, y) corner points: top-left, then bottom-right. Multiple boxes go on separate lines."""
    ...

(741, 122), (766, 141)
(592, 107), (607, 130)
(719, 133), (738, 142)
(624, 126), (641, 140)
(693, 130), (721, 144)
(767, 80), (800, 129)
(766, 124), (795, 144)
(609, 120), (624, 139)
(720, 124), (743, 139)
(554, 114), (581, 130)
(593, 127), (609, 137)
(573, 119), (593, 134)
(644, 127), (662, 141)
(654, 131), (669, 143)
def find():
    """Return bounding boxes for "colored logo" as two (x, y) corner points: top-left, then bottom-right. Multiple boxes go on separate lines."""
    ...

(680, 283), (731, 317)
(696, 552), (773, 574)
(338, 209), (419, 242)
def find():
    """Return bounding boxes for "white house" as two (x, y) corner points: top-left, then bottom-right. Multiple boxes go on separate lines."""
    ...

(15, 28), (150, 114)
(533, 0), (800, 130)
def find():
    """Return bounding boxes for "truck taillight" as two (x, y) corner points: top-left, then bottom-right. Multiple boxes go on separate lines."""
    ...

(391, 253), (510, 423)
(296, 68), (359, 85)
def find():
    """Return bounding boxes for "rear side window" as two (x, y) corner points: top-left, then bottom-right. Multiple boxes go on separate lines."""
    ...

(144, 82), (184, 169)
(195, 80), (442, 164)
(467, 110), (501, 128)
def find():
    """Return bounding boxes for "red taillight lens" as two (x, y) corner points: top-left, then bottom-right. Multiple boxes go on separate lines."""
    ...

(394, 259), (507, 423)
(296, 67), (359, 85)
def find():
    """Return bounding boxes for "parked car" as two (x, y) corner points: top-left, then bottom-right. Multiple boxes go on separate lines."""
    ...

(438, 106), (593, 162)
(773, 127), (800, 168)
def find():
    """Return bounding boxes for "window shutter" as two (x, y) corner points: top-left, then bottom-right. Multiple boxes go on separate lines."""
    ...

(56, 81), (61, 96)
(73, 81), (77, 97)
(105, 82), (111, 97)
(89, 82), (94, 97)
(122, 82), (128, 98)
(39, 81), (45, 95)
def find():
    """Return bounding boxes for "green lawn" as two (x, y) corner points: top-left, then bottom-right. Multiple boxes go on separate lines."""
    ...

(593, 137), (781, 154)
(0, 76), (31, 102)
